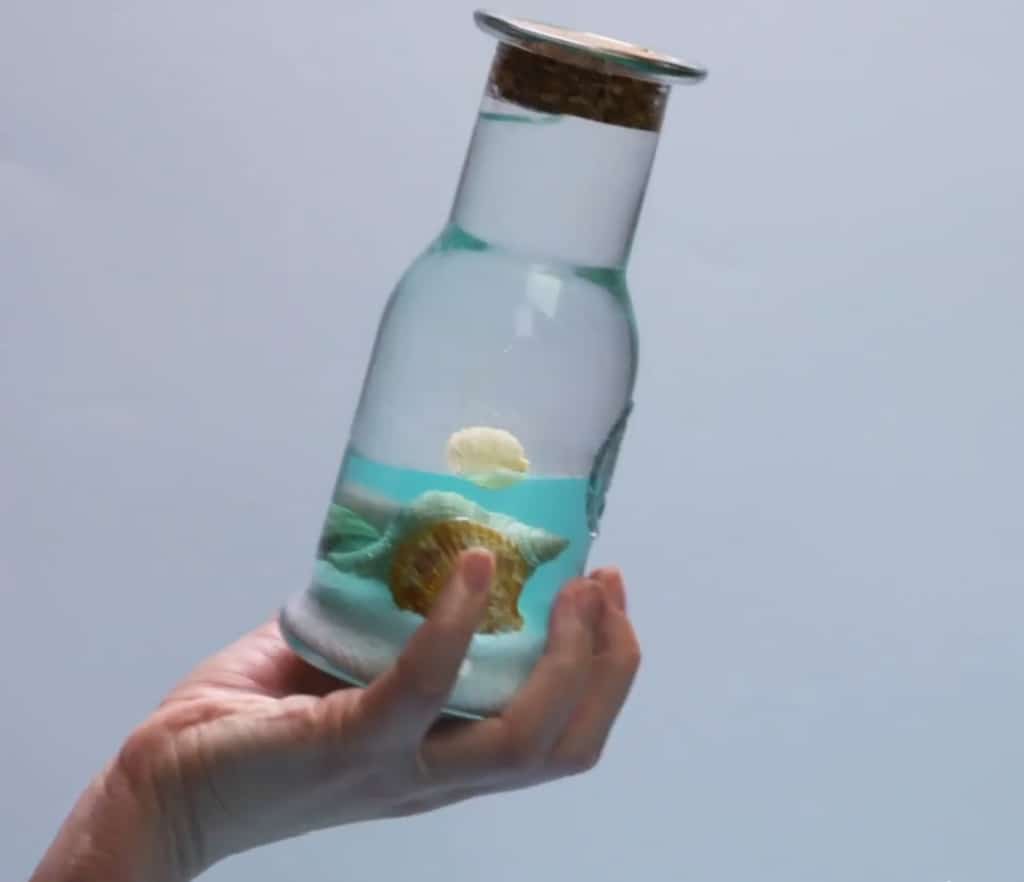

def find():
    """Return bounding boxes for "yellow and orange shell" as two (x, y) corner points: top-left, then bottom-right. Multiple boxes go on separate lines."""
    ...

(389, 519), (529, 634)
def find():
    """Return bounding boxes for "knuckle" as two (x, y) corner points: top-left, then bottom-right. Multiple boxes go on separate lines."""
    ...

(395, 656), (451, 703)
(413, 675), (452, 703)
(617, 644), (642, 676)
(556, 746), (603, 777)
(547, 655), (582, 684)
(426, 617), (463, 644)
(115, 720), (181, 793)
(498, 725), (544, 772)
(279, 698), (325, 742)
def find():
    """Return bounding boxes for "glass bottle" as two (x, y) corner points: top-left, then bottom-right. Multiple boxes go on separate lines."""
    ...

(280, 11), (706, 718)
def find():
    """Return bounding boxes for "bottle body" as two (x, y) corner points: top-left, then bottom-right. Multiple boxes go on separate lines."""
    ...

(280, 222), (636, 716)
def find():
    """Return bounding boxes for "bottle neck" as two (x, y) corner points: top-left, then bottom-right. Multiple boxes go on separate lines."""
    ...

(449, 101), (659, 269)
(449, 44), (667, 270)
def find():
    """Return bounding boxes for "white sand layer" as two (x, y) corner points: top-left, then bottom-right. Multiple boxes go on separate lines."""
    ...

(280, 563), (546, 717)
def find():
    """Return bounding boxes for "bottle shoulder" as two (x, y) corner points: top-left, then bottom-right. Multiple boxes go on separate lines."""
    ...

(388, 224), (636, 324)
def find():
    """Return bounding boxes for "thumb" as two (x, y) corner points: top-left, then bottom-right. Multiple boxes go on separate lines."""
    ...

(346, 548), (494, 740)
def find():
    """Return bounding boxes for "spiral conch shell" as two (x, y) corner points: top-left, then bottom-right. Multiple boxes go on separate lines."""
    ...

(446, 426), (529, 490)
(323, 490), (568, 634)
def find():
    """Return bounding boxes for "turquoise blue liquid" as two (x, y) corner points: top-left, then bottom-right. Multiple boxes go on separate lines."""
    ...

(316, 448), (592, 634)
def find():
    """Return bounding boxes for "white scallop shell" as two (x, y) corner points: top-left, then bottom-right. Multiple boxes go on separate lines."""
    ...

(446, 426), (530, 489)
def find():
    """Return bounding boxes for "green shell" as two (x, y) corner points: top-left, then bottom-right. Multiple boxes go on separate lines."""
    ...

(322, 504), (380, 549)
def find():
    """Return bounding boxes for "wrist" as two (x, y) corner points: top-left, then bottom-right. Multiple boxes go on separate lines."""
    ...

(31, 747), (200, 882)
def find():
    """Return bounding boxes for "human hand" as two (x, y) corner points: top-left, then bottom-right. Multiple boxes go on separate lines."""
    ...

(31, 551), (640, 882)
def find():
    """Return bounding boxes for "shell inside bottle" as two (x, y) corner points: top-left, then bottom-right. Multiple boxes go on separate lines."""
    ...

(390, 519), (530, 633)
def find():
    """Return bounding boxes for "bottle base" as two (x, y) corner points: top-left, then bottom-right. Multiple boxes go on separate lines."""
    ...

(278, 587), (542, 719)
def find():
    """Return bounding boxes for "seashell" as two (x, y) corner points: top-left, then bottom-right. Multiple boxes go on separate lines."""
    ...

(446, 426), (529, 489)
(390, 519), (529, 634)
(323, 490), (569, 633)
(319, 503), (380, 558)
(335, 483), (400, 532)
(395, 492), (568, 568)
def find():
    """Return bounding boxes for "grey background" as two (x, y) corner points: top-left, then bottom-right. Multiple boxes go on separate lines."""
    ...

(3, 1), (1022, 880)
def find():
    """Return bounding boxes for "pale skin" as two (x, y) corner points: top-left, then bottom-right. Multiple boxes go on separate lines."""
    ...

(31, 550), (641, 881)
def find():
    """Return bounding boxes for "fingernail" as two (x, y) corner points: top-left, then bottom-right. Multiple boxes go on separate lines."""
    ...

(576, 582), (603, 628)
(460, 549), (494, 594)
(592, 567), (626, 613)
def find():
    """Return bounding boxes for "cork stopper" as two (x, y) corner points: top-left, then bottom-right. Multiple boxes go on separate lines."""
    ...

(489, 43), (668, 131)
(475, 10), (706, 132)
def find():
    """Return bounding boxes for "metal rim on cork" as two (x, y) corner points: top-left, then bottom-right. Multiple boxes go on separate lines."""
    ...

(474, 9), (707, 85)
